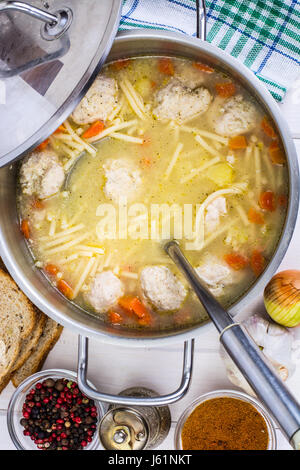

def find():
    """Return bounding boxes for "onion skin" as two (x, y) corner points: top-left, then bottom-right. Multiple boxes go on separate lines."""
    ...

(264, 270), (300, 327)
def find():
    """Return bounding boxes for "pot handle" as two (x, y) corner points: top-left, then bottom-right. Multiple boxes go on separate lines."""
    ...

(77, 335), (194, 406)
(196, 0), (207, 40)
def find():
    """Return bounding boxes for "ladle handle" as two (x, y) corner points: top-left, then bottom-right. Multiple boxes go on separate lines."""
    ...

(77, 336), (194, 406)
(165, 240), (300, 447)
(220, 324), (300, 447)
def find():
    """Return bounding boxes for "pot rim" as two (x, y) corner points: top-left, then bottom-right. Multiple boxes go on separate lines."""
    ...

(0, 29), (298, 347)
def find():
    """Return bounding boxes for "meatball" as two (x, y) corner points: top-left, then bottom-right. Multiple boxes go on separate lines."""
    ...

(213, 95), (257, 137)
(85, 270), (124, 313)
(153, 79), (212, 123)
(195, 256), (233, 296)
(205, 197), (227, 233)
(20, 150), (64, 199)
(140, 266), (186, 311)
(103, 159), (142, 204)
(175, 61), (205, 89)
(71, 75), (118, 125)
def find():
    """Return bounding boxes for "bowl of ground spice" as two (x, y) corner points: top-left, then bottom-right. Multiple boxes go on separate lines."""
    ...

(7, 369), (105, 450)
(175, 390), (276, 450)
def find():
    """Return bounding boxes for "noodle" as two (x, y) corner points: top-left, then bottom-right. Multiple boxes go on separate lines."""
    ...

(195, 135), (222, 158)
(180, 156), (220, 184)
(181, 125), (228, 144)
(164, 142), (184, 179)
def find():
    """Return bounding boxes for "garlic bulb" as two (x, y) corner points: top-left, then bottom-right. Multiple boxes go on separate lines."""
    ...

(264, 270), (300, 327)
(220, 314), (299, 396)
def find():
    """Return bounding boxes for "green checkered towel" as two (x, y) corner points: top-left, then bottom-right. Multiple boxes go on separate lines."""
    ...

(120, 0), (300, 101)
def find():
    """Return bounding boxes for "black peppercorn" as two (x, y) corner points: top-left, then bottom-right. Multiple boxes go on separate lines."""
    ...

(20, 378), (98, 451)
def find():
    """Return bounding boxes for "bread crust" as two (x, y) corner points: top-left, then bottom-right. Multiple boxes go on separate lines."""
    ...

(10, 309), (47, 373)
(0, 268), (37, 340)
(12, 319), (63, 388)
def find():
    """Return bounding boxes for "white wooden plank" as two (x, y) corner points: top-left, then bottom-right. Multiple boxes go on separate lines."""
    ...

(0, 411), (15, 450)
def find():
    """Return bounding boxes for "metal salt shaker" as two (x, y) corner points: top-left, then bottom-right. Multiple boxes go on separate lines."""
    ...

(99, 387), (171, 450)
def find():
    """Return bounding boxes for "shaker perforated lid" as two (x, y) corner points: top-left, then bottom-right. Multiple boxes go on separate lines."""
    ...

(0, 0), (122, 166)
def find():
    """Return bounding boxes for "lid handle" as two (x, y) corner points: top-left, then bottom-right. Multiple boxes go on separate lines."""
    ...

(0, 1), (59, 25)
(0, 1), (72, 39)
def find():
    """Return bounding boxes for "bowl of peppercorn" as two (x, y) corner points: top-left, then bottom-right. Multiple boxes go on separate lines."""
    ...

(7, 369), (105, 450)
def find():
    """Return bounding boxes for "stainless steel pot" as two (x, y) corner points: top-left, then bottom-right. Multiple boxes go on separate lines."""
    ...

(0, 22), (299, 406)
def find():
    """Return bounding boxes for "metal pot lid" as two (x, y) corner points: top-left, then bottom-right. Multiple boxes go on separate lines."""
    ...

(0, 0), (122, 167)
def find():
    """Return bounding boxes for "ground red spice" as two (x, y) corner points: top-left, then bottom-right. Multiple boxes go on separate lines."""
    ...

(181, 397), (269, 450)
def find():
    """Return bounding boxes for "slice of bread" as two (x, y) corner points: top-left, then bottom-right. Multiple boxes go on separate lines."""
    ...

(0, 323), (22, 392)
(12, 318), (63, 388)
(10, 309), (47, 374)
(0, 268), (37, 340)
(0, 267), (38, 391)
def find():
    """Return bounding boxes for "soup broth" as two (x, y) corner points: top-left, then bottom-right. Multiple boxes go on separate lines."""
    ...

(18, 56), (288, 331)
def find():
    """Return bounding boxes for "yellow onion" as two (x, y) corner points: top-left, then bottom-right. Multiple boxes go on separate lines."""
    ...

(264, 270), (300, 327)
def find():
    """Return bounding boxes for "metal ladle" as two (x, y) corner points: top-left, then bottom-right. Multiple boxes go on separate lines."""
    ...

(165, 240), (300, 450)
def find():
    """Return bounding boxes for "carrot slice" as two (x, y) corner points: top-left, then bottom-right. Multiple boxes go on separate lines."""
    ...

(82, 121), (105, 139)
(53, 124), (66, 135)
(278, 194), (288, 207)
(109, 311), (123, 324)
(118, 296), (136, 312)
(215, 82), (236, 98)
(130, 297), (148, 319)
(228, 135), (247, 150)
(250, 250), (265, 276)
(118, 296), (150, 322)
(158, 58), (174, 76)
(36, 139), (49, 151)
(20, 219), (30, 239)
(248, 208), (264, 225)
(111, 59), (131, 70)
(224, 253), (248, 270)
(31, 199), (44, 210)
(261, 117), (276, 139)
(45, 264), (59, 276)
(57, 279), (73, 299)
(269, 141), (285, 165)
(193, 62), (214, 73)
(259, 191), (276, 212)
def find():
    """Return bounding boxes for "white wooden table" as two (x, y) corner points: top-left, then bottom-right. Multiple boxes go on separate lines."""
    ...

(0, 86), (300, 451)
